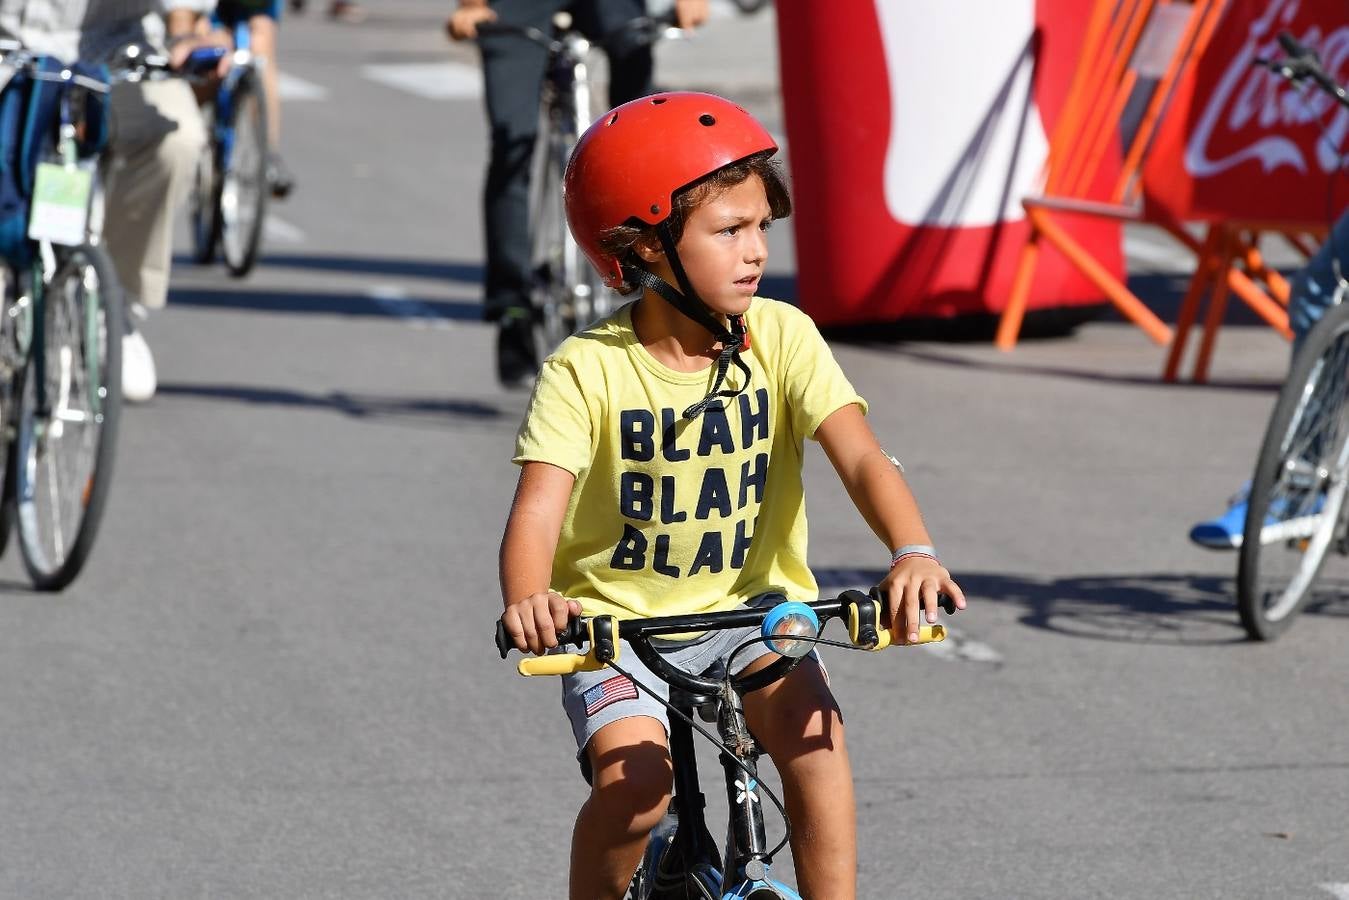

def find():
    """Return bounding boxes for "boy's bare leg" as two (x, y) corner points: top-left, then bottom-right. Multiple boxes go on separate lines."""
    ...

(570, 716), (673, 900)
(742, 656), (857, 900)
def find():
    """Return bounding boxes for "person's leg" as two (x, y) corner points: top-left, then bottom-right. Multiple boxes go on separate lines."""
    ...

(479, 0), (558, 323)
(573, 0), (654, 107)
(477, 0), (564, 385)
(571, 716), (673, 900)
(104, 78), (208, 313)
(741, 655), (857, 899)
(247, 9), (295, 197)
(248, 14), (281, 145)
(103, 78), (206, 403)
(1289, 210), (1349, 356)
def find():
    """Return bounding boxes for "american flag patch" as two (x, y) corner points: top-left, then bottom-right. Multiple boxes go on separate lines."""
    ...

(583, 675), (638, 717)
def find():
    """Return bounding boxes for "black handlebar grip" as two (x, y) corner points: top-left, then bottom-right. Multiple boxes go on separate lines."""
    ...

(495, 616), (590, 658)
(1277, 30), (1311, 60)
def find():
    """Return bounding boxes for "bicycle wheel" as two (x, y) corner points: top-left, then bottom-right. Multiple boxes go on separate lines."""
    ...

(528, 97), (579, 353)
(14, 244), (122, 590)
(1237, 300), (1349, 640)
(0, 264), (24, 560)
(219, 69), (269, 278)
(190, 102), (221, 265)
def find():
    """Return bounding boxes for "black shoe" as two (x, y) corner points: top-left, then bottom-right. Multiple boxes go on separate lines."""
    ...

(267, 153), (295, 199)
(496, 314), (539, 389)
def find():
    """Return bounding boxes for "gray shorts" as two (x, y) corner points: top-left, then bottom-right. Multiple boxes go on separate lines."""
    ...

(560, 594), (823, 778)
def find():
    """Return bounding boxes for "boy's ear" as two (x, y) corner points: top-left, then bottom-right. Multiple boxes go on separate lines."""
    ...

(633, 234), (665, 263)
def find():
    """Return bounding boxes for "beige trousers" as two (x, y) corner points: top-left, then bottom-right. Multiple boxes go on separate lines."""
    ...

(103, 78), (206, 310)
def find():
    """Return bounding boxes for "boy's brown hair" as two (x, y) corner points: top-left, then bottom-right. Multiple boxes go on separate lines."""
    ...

(595, 151), (792, 296)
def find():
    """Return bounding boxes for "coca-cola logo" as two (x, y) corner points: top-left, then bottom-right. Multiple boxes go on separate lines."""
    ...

(1186, 0), (1349, 178)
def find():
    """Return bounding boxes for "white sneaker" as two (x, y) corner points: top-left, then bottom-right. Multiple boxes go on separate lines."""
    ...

(122, 330), (157, 403)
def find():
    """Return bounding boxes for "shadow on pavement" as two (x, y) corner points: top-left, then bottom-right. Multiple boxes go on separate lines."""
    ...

(157, 383), (507, 425)
(230, 254), (482, 284)
(814, 566), (1349, 645)
(167, 286), (481, 321)
(876, 344), (1283, 393)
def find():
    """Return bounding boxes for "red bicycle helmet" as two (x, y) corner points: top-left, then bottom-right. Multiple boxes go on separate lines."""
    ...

(564, 91), (778, 289)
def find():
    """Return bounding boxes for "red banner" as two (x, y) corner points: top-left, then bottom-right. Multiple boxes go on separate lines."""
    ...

(1143, 0), (1349, 226)
(776, 0), (1123, 327)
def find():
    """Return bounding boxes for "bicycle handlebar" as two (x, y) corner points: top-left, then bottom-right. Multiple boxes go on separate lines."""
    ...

(476, 11), (680, 52)
(495, 590), (959, 687)
(1256, 31), (1349, 111)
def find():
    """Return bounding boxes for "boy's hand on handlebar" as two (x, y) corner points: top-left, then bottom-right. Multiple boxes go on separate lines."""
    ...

(877, 558), (967, 644)
(446, 1), (497, 41)
(501, 591), (582, 655)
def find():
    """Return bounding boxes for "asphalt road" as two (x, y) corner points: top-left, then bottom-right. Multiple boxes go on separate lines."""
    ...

(0, 3), (1345, 898)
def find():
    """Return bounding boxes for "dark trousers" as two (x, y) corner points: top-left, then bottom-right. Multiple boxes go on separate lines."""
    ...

(478, 0), (653, 321)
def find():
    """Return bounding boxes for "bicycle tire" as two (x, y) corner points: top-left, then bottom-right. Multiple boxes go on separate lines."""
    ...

(219, 69), (269, 278)
(14, 243), (123, 591)
(528, 102), (577, 353)
(190, 102), (221, 265)
(728, 0), (772, 13)
(1237, 299), (1349, 640)
(0, 264), (23, 560)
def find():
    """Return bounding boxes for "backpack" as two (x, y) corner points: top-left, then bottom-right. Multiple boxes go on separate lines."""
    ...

(0, 57), (110, 268)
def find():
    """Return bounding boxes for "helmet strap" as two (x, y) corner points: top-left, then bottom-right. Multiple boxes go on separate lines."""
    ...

(624, 225), (752, 420)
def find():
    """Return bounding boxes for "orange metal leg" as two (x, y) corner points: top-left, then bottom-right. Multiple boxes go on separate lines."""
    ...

(996, 226), (1042, 351)
(1192, 233), (1235, 383)
(1030, 207), (1174, 345)
(1228, 267), (1292, 338)
(1163, 226), (1220, 382)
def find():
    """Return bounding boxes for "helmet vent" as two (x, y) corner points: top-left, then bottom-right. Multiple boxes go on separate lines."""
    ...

(651, 97), (667, 105)
(699, 114), (716, 127)
(606, 112), (619, 125)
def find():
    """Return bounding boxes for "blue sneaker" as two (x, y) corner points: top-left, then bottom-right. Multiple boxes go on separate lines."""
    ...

(1189, 484), (1326, 550)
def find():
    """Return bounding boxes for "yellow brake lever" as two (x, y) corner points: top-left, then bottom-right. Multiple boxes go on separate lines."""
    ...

(516, 616), (621, 676)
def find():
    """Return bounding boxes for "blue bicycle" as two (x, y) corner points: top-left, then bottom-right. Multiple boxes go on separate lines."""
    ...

(188, 25), (269, 278)
(496, 590), (955, 898)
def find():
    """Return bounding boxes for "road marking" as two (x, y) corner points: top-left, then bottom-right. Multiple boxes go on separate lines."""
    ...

(277, 72), (328, 102)
(362, 63), (482, 100)
(364, 285), (456, 330)
(1320, 885), (1349, 899)
(264, 215), (306, 245)
(920, 628), (1003, 665)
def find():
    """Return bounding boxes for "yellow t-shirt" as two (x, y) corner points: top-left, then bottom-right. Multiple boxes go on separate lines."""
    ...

(513, 296), (867, 620)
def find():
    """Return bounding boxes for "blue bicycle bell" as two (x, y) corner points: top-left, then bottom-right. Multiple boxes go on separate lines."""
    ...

(761, 601), (820, 658)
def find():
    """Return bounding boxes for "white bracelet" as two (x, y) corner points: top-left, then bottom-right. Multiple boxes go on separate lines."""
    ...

(890, 544), (938, 566)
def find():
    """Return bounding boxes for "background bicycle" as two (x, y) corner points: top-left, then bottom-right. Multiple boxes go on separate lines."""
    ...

(1235, 33), (1349, 641)
(0, 41), (129, 590)
(189, 21), (270, 278)
(477, 12), (683, 356)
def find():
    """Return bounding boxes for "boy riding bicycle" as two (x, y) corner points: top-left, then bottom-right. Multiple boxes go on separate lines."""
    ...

(498, 92), (967, 899)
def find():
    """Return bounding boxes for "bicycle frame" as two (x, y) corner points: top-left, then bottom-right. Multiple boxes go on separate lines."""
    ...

(664, 686), (804, 900)
(500, 592), (954, 899)
(213, 22), (255, 174)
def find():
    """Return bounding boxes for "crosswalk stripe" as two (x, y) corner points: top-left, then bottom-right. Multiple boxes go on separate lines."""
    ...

(361, 62), (482, 100)
(277, 71), (328, 102)
(1320, 884), (1349, 899)
(263, 215), (306, 244)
